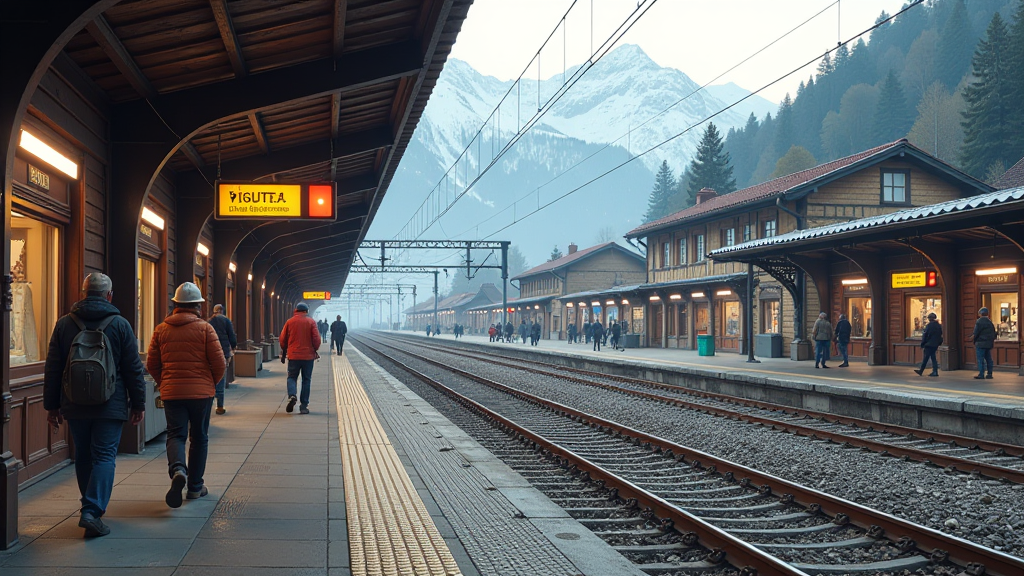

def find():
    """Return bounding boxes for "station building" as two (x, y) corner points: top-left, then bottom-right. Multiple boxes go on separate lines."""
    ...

(463, 242), (646, 339)
(0, 0), (471, 548)
(404, 282), (503, 333)
(622, 140), (993, 357)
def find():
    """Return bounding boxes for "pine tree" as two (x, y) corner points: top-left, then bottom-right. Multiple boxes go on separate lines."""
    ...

(643, 160), (676, 222)
(548, 246), (564, 262)
(1006, 0), (1024, 163)
(816, 52), (833, 78)
(936, 0), (973, 90)
(687, 123), (736, 197)
(773, 94), (795, 157)
(872, 70), (912, 143)
(666, 166), (695, 213)
(961, 13), (1014, 179)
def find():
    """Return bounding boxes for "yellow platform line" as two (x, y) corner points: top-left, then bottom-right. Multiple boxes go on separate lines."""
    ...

(333, 354), (462, 576)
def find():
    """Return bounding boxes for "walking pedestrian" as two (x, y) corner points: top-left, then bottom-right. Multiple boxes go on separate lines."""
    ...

(518, 319), (528, 345)
(44, 273), (146, 537)
(972, 307), (996, 380)
(488, 324), (497, 342)
(318, 319), (328, 343)
(592, 320), (605, 351)
(280, 302), (321, 414)
(207, 304), (237, 415)
(425, 324), (431, 337)
(610, 320), (622, 350)
(812, 312), (833, 369)
(504, 320), (514, 343)
(567, 322), (576, 344)
(834, 313), (851, 368)
(330, 315), (347, 355)
(147, 282), (226, 509)
(915, 313), (942, 377)
(531, 319), (541, 346)
(583, 320), (591, 344)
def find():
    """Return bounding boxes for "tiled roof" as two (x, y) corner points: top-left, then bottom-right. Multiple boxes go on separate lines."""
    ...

(995, 157), (1024, 190)
(513, 242), (642, 280)
(627, 140), (911, 238)
(710, 187), (1024, 258)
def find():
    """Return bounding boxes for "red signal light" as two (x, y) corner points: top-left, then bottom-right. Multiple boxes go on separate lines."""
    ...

(927, 271), (937, 287)
(308, 184), (334, 218)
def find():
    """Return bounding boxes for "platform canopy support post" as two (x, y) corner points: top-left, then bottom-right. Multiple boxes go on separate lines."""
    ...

(501, 242), (509, 326)
(746, 263), (760, 363)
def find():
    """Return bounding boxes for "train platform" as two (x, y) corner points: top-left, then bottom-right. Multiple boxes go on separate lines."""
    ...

(1, 351), (639, 576)
(395, 331), (1024, 445)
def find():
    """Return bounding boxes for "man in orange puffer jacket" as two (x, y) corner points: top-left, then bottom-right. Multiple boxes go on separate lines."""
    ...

(147, 282), (226, 509)
(280, 302), (321, 415)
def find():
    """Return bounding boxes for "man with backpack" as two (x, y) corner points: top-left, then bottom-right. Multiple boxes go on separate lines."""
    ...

(44, 273), (146, 538)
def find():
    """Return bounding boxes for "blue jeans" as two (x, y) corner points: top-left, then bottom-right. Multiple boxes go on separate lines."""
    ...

(837, 340), (849, 363)
(215, 375), (226, 408)
(164, 398), (213, 493)
(68, 419), (124, 517)
(921, 346), (938, 373)
(975, 346), (993, 376)
(287, 359), (314, 408)
(814, 340), (830, 365)
(333, 336), (345, 355)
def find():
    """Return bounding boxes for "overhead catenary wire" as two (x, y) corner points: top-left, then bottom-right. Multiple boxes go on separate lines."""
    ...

(478, 0), (926, 241)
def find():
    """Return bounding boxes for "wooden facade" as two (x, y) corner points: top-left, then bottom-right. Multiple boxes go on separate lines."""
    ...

(628, 141), (992, 358)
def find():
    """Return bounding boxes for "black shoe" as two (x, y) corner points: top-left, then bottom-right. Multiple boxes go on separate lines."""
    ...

(838, 362), (849, 368)
(286, 395), (297, 413)
(974, 375), (985, 379)
(914, 369), (923, 376)
(929, 372), (939, 377)
(79, 513), (110, 537)
(186, 485), (209, 500)
(821, 364), (830, 369)
(299, 406), (310, 415)
(166, 469), (187, 509)
(814, 364), (819, 369)
(986, 374), (994, 379)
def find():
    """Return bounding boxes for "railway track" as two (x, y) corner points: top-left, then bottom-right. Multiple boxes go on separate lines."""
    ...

(380, 331), (1024, 484)
(352, 333), (1024, 576)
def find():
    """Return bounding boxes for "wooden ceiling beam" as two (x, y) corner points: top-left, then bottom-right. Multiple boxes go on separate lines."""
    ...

(210, 0), (247, 77)
(87, 14), (157, 99)
(333, 0), (348, 58)
(248, 112), (270, 154)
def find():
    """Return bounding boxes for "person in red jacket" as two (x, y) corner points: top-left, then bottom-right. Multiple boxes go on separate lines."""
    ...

(280, 301), (321, 414)
(147, 282), (226, 508)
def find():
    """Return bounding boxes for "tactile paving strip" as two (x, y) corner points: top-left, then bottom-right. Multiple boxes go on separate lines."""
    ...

(333, 354), (463, 576)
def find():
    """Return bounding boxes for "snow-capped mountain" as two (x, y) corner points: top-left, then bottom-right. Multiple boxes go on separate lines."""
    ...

(369, 44), (777, 267)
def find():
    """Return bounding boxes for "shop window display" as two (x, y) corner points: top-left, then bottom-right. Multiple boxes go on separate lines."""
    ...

(630, 307), (644, 334)
(10, 215), (60, 366)
(761, 300), (780, 333)
(724, 301), (740, 336)
(847, 297), (873, 338)
(981, 292), (1018, 342)
(907, 295), (941, 338)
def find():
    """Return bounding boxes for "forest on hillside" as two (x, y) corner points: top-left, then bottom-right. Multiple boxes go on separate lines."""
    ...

(644, 0), (1024, 223)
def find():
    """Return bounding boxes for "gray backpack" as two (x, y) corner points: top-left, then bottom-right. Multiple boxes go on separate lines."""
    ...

(62, 313), (118, 405)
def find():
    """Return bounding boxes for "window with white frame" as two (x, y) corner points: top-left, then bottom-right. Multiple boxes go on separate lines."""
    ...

(724, 228), (735, 247)
(743, 224), (752, 242)
(695, 234), (705, 262)
(662, 242), (671, 268)
(764, 220), (777, 238)
(678, 237), (687, 265)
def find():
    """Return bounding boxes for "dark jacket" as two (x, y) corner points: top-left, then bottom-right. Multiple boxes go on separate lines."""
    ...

(317, 320), (327, 336)
(611, 322), (622, 337)
(531, 322), (541, 337)
(43, 297), (146, 420)
(834, 319), (852, 343)
(330, 320), (347, 340)
(208, 313), (237, 358)
(972, 317), (996, 349)
(592, 322), (605, 338)
(921, 320), (943, 348)
(504, 322), (513, 336)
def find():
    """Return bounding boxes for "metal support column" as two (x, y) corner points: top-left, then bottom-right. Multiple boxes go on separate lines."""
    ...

(432, 270), (439, 331)
(746, 264), (760, 363)
(501, 242), (509, 325)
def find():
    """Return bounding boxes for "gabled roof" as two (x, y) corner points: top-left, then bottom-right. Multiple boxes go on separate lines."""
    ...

(710, 187), (1024, 259)
(627, 139), (992, 238)
(513, 242), (644, 281)
(995, 157), (1024, 190)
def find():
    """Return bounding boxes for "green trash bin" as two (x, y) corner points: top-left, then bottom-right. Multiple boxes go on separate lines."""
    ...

(697, 334), (715, 356)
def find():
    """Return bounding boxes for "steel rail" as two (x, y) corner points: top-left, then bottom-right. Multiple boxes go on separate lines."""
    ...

(381, 332), (1024, 483)
(351, 335), (807, 576)
(359, 332), (1024, 576)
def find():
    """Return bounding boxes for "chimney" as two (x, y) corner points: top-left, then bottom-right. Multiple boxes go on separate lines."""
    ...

(696, 188), (718, 204)
(568, 243), (578, 254)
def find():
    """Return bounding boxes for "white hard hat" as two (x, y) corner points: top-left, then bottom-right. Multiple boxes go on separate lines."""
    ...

(172, 282), (205, 303)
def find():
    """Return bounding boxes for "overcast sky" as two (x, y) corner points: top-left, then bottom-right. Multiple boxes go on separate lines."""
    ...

(449, 0), (909, 104)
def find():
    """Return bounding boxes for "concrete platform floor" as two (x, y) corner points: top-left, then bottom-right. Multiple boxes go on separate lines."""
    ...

(392, 331), (1024, 411)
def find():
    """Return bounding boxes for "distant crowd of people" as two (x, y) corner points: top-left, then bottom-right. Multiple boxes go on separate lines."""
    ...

(487, 319), (541, 345)
(566, 320), (625, 352)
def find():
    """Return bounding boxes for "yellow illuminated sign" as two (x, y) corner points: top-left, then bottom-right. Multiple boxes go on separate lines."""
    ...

(217, 183), (302, 218)
(302, 291), (331, 300)
(891, 271), (936, 288)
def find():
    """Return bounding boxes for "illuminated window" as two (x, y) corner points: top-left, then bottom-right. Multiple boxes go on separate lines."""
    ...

(764, 220), (777, 238)
(907, 295), (941, 338)
(678, 238), (687, 265)
(882, 170), (909, 204)
(137, 258), (157, 353)
(847, 297), (873, 338)
(630, 306), (644, 334)
(761, 300), (780, 333)
(10, 215), (60, 365)
(981, 292), (1018, 342)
